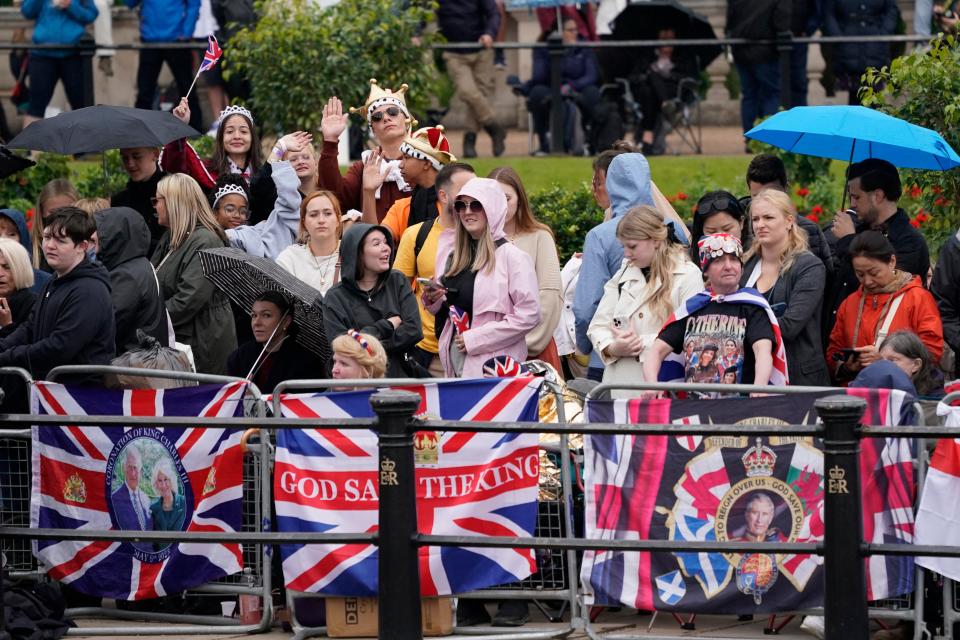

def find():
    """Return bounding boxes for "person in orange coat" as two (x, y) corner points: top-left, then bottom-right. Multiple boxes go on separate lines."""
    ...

(827, 230), (943, 384)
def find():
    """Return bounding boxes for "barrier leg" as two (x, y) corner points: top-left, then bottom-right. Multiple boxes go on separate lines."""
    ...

(371, 390), (422, 640)
(816, 395), (868, 639)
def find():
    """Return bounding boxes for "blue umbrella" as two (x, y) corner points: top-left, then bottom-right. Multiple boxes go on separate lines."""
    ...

(745, 106), (960, 172)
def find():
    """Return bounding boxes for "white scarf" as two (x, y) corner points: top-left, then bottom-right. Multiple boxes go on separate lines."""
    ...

(360, 149), (409, 197)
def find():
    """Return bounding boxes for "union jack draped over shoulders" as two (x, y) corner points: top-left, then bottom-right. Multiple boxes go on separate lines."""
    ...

(659, 288), (789, 386)
(30, 382), (247, 600)
(274, 377), (543, 596)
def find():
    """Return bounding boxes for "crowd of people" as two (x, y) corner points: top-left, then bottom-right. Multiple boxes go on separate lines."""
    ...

(0, 72), (953, 415)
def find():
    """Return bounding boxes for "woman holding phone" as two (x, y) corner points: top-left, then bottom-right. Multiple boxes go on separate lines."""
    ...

(587, 205), (703, 396)
(826, 231), (942, 384)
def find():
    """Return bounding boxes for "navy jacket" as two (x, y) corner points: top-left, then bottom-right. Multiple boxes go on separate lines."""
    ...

(822, 0), (898, 74)
(437, 0), (500, 45)
(526, 45), (599, 92)
(0, 259), (115, 379)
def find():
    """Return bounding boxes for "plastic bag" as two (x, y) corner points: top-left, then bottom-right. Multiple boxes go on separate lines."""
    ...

(106, 330), (197, 389)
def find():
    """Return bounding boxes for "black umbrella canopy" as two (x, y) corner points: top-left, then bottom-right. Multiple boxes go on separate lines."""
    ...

(8, 105), (200, 155)
(0, 145), (35, 180)
(199, 247), (331, 364)
(598, 0), (721, 83)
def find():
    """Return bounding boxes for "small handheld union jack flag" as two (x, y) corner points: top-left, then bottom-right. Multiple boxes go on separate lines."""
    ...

(199, 35), (222, 73)
(449, 305), (470, 335)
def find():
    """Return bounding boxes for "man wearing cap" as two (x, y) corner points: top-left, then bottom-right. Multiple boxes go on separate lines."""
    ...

(317, 80), (415, 223)
(376, 126), (457, 241)
(643, 233), (784, 398)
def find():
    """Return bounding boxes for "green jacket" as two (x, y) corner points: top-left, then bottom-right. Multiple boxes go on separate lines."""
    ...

(152, 226), (236, 375)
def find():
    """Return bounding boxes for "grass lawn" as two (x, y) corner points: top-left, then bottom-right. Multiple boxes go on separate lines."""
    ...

(471, 155), (754, 198)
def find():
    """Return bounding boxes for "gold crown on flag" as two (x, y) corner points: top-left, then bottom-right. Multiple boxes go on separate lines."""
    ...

(741, 438), (777, 478)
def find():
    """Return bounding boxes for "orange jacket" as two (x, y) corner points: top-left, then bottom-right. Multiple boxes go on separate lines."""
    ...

(381, 196), (443, 243)
(827, 275), (943, 377)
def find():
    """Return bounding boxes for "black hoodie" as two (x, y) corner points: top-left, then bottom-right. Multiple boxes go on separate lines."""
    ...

(111, 167), (166, 256)
(0, 258), (115, 379)
(322, 223), (423, 377)
(96, 207), (170, 353)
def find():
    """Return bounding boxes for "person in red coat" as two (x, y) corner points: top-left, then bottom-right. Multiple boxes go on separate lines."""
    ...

(316, 79), (415, 224)
(827, 230), (943, 384)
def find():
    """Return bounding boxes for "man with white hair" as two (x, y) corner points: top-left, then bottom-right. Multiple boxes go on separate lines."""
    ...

(111, 446), (153, 532)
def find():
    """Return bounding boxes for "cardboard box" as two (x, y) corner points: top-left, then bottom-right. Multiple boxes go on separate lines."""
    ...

(325, 596), (454, 637)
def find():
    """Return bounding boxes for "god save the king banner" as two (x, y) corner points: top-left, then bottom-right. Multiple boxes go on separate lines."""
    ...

(581, 390), (915, 615)
(274, 377), (543, 596)
(31, 382), (247, 600)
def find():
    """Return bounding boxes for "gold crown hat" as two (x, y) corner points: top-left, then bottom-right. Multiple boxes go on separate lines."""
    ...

(349, 78), (416, 127)
(399, 126), (457, 170)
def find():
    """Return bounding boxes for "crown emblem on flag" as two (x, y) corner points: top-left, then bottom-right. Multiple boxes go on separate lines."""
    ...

(741, 438), (776, 477)
(63, 473), (87, 503)
(414, 431), (440, 465)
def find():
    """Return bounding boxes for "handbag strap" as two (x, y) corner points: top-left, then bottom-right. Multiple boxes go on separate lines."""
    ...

(875, 292), (906, 347)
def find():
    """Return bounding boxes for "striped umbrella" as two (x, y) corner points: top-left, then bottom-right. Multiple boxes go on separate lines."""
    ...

(199, 247), (331, 364)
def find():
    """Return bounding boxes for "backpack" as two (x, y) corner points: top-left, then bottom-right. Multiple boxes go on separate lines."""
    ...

(3, 579), (72, 640)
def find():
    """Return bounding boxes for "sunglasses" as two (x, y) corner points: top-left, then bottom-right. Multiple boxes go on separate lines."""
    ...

(454, 200), (484, 214)
(697, 194), (742, 219)
(370, 106), (402, 122)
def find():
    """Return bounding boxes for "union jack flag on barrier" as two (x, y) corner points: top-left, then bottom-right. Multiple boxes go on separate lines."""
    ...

(581, 390), (914, 614)
(30, 382), (247, 599)
(198, 35), (222, 73)
(274, 377), (543, 596)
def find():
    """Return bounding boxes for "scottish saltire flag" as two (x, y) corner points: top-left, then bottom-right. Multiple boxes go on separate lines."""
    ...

(274, 377), (543, 596)
(658, 288), (789, 387)
(581, 390), (915, 614)
(198, 35), (222, 73)
(30, 382), (247, 600)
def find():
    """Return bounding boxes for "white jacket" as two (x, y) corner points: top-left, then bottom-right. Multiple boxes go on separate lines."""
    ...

(588, 256), (704, 397)
(554, 254), (582, 357)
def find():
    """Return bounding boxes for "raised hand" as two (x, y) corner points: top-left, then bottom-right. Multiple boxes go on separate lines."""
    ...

(172, 97), (190, 125)
(362, 149), (385, 193)
(321, 97), (350, 143)
(278, 131), (314, 155)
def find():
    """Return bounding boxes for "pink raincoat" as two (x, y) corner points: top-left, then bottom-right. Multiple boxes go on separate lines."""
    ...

(426, 178), (541, 378)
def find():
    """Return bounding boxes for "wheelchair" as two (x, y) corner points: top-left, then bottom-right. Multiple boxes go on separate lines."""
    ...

(600, 74), (703, 155)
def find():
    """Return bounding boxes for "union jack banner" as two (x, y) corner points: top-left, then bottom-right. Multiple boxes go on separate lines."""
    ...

(30, 382), (247, 599)
(581, 390), (914, 614)
(449, 305), (470, 335)
(198, 35), (222, 73)
(274, 377), (543, 595)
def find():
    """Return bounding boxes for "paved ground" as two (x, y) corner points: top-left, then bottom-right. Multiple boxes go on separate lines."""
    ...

(67, 608), (832, 639)
(444, 125), (750, 159)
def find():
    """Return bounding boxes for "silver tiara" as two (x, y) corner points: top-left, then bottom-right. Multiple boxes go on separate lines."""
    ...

(219, 104), (254, 124)
(212, 183), (247, 207)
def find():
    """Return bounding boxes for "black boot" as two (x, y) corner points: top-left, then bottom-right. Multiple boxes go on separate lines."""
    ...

(492, 600), (529, 627)
(463, 132), (478, 158)
(484, 121), (506, 157)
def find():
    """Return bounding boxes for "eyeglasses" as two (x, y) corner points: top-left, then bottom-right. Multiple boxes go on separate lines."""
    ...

(454, 199), (484, 214)
(219, 204), (250, 218)
(370, 106), (402, 122)
(149, 196), (165, 207)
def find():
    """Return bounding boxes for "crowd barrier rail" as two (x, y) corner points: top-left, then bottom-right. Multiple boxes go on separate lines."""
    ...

(0, 373), (951, 639)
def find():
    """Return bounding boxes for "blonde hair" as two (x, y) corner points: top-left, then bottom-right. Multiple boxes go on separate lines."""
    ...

(742, 189), (809, 274)
(299, 190), (343, 243)
(445, 202), (497, 277)
(157, 173), (227, 251)
(331, 332), (388, 379)
(0, 237), (35, 290)
(32, 178), (79, 268)
(74, 197), (110, 215)
(616, 205), (687, 325)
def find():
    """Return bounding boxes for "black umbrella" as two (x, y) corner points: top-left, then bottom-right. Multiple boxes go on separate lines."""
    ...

(0, 145), (35, 179)
(598, 0), (721, 83)
(199, 247), (331, 364)
(7, 105), (200, 155)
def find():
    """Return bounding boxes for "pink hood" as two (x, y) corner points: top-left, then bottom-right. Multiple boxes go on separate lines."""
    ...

(456, 177), (507, 241)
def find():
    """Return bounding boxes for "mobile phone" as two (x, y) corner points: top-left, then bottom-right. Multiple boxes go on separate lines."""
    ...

(832, 348), (859, 362)
(416, 277), (444, 291)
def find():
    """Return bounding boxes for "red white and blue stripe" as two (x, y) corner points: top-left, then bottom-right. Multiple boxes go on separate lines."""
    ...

(274, 377), (543, 596)
(198, 35), (222, 73)
(30, 382), (247, 600)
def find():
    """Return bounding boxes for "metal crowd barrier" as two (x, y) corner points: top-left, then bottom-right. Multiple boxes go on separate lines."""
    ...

(0, 367), (37, 583)
(271, 377), (578, 640)
(581, 381), (928, 640)
(36, 365), (274, 636)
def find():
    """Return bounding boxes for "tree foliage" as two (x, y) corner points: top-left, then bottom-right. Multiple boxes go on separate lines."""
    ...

(228, 0), (441, 135)
(861, 34), (960, 255)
